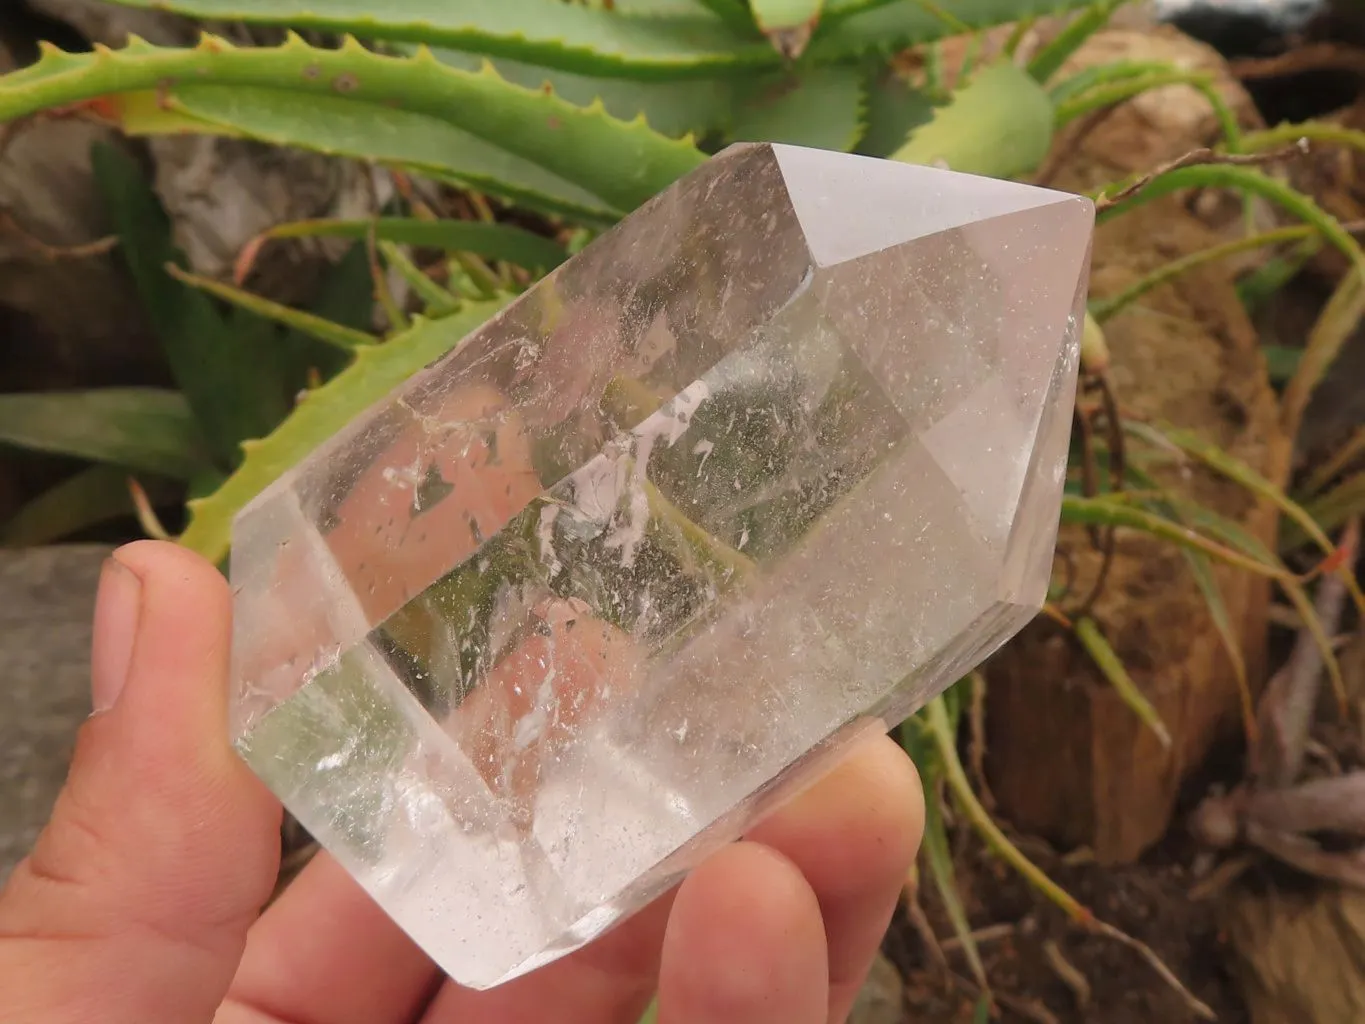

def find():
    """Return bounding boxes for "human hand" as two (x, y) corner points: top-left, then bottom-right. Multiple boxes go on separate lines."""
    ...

(0, 540), (924, 1024)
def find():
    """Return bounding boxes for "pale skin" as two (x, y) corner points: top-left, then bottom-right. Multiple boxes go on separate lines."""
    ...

(0, 383), (925, 1023)
(0, 539), (925, 1023)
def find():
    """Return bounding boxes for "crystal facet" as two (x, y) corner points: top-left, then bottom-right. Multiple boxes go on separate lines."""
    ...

(228, 143), (1094, 989)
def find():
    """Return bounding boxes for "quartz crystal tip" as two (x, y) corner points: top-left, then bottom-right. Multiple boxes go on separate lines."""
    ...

(226, 143), (1094, 990)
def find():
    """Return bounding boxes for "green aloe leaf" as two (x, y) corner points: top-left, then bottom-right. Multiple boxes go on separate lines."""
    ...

(428, 48), (739, 141)
(815, 0), (1100, 57)
(891, 60), (1054, 178)
(856, 67), (936, 157)
(179, 299), (509, 564)
(99, 0), (768, 79)
(91, 141), (292, 468)
(148, 85), (616, 223)
(267, 217), (568, 271)
(0, 37), (707, 220)
(92, 0), (1101, 75)
(729, 65), (865, 151)
(0, 389), (209, 480)
(692, 0), (758, 32)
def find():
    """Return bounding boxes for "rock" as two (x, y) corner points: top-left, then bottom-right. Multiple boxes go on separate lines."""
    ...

(1042, 24), (1263, 192)
(0, 545), (110, 882)
(983, 26), (1283, 863)
(1225, 882), (1365, 1024)
(24, 0), (384, 302)
(848, 952), (905, 1024)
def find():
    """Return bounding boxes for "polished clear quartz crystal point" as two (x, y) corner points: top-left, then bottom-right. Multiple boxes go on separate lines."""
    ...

(228, 143), (1094, 989)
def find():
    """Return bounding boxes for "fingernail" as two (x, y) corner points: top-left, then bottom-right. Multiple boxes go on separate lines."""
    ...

(91, 556), (143, 712)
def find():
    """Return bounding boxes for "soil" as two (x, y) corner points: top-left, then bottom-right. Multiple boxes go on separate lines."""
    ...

(889, 829), (1249, 1024)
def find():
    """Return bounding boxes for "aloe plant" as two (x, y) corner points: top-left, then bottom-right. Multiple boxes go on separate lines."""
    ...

(0, 0), (1117, 547)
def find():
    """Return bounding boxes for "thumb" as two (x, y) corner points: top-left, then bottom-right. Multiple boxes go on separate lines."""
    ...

(0, 540), (282, 1023)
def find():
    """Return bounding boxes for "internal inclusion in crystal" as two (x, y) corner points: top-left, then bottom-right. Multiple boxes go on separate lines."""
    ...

(228, 142), (1094, 990)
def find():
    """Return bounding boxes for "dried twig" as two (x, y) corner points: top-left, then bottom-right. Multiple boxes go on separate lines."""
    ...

(0, 209), (118, 260)
(127, 478), (171, 541)
(1254, 519), (1359, 786)
(1041, 602), (1074, 629)
(365, 219), (407, 333)
(904, 891), (949, 968)
(1094, 142), (1310, 213)
(1230, 43), (1365, 82)
(993, 992), (1061, 1024)
(1043, 940), (1092, 1009)
(232, 233), (268, 286)
(1092, 920), (1217, 1020)
(933, 967), (1061, 1024)
(1244, 822), (1365, 888)
(1244, 771), (1365, 838)
(939, 922), (1017, 952)
(1188, 853), (1253, 901)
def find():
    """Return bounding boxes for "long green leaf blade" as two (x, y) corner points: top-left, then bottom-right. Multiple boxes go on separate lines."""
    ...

(100, 0), (767, 79)
(1154, 422), (1365, 613)
(922, 787), (988, 990)
(91, 141), (292, 467)
(902, 711), (989, 994)
(267, 217), (568, 271)
(1025, 0), (1122, 84)
(1302, 471), (1365, 538)
(1075, 616), (1172, 748)
(165, 263), (377, 351)
(1062, 494), (1290, 580)
(1096, 165), (1365, 278)
(0, 389), (208, 480)
(180, 300), (509, 564)
(924, 695), (1091, 922)
(1180, 547), (1255, 737)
